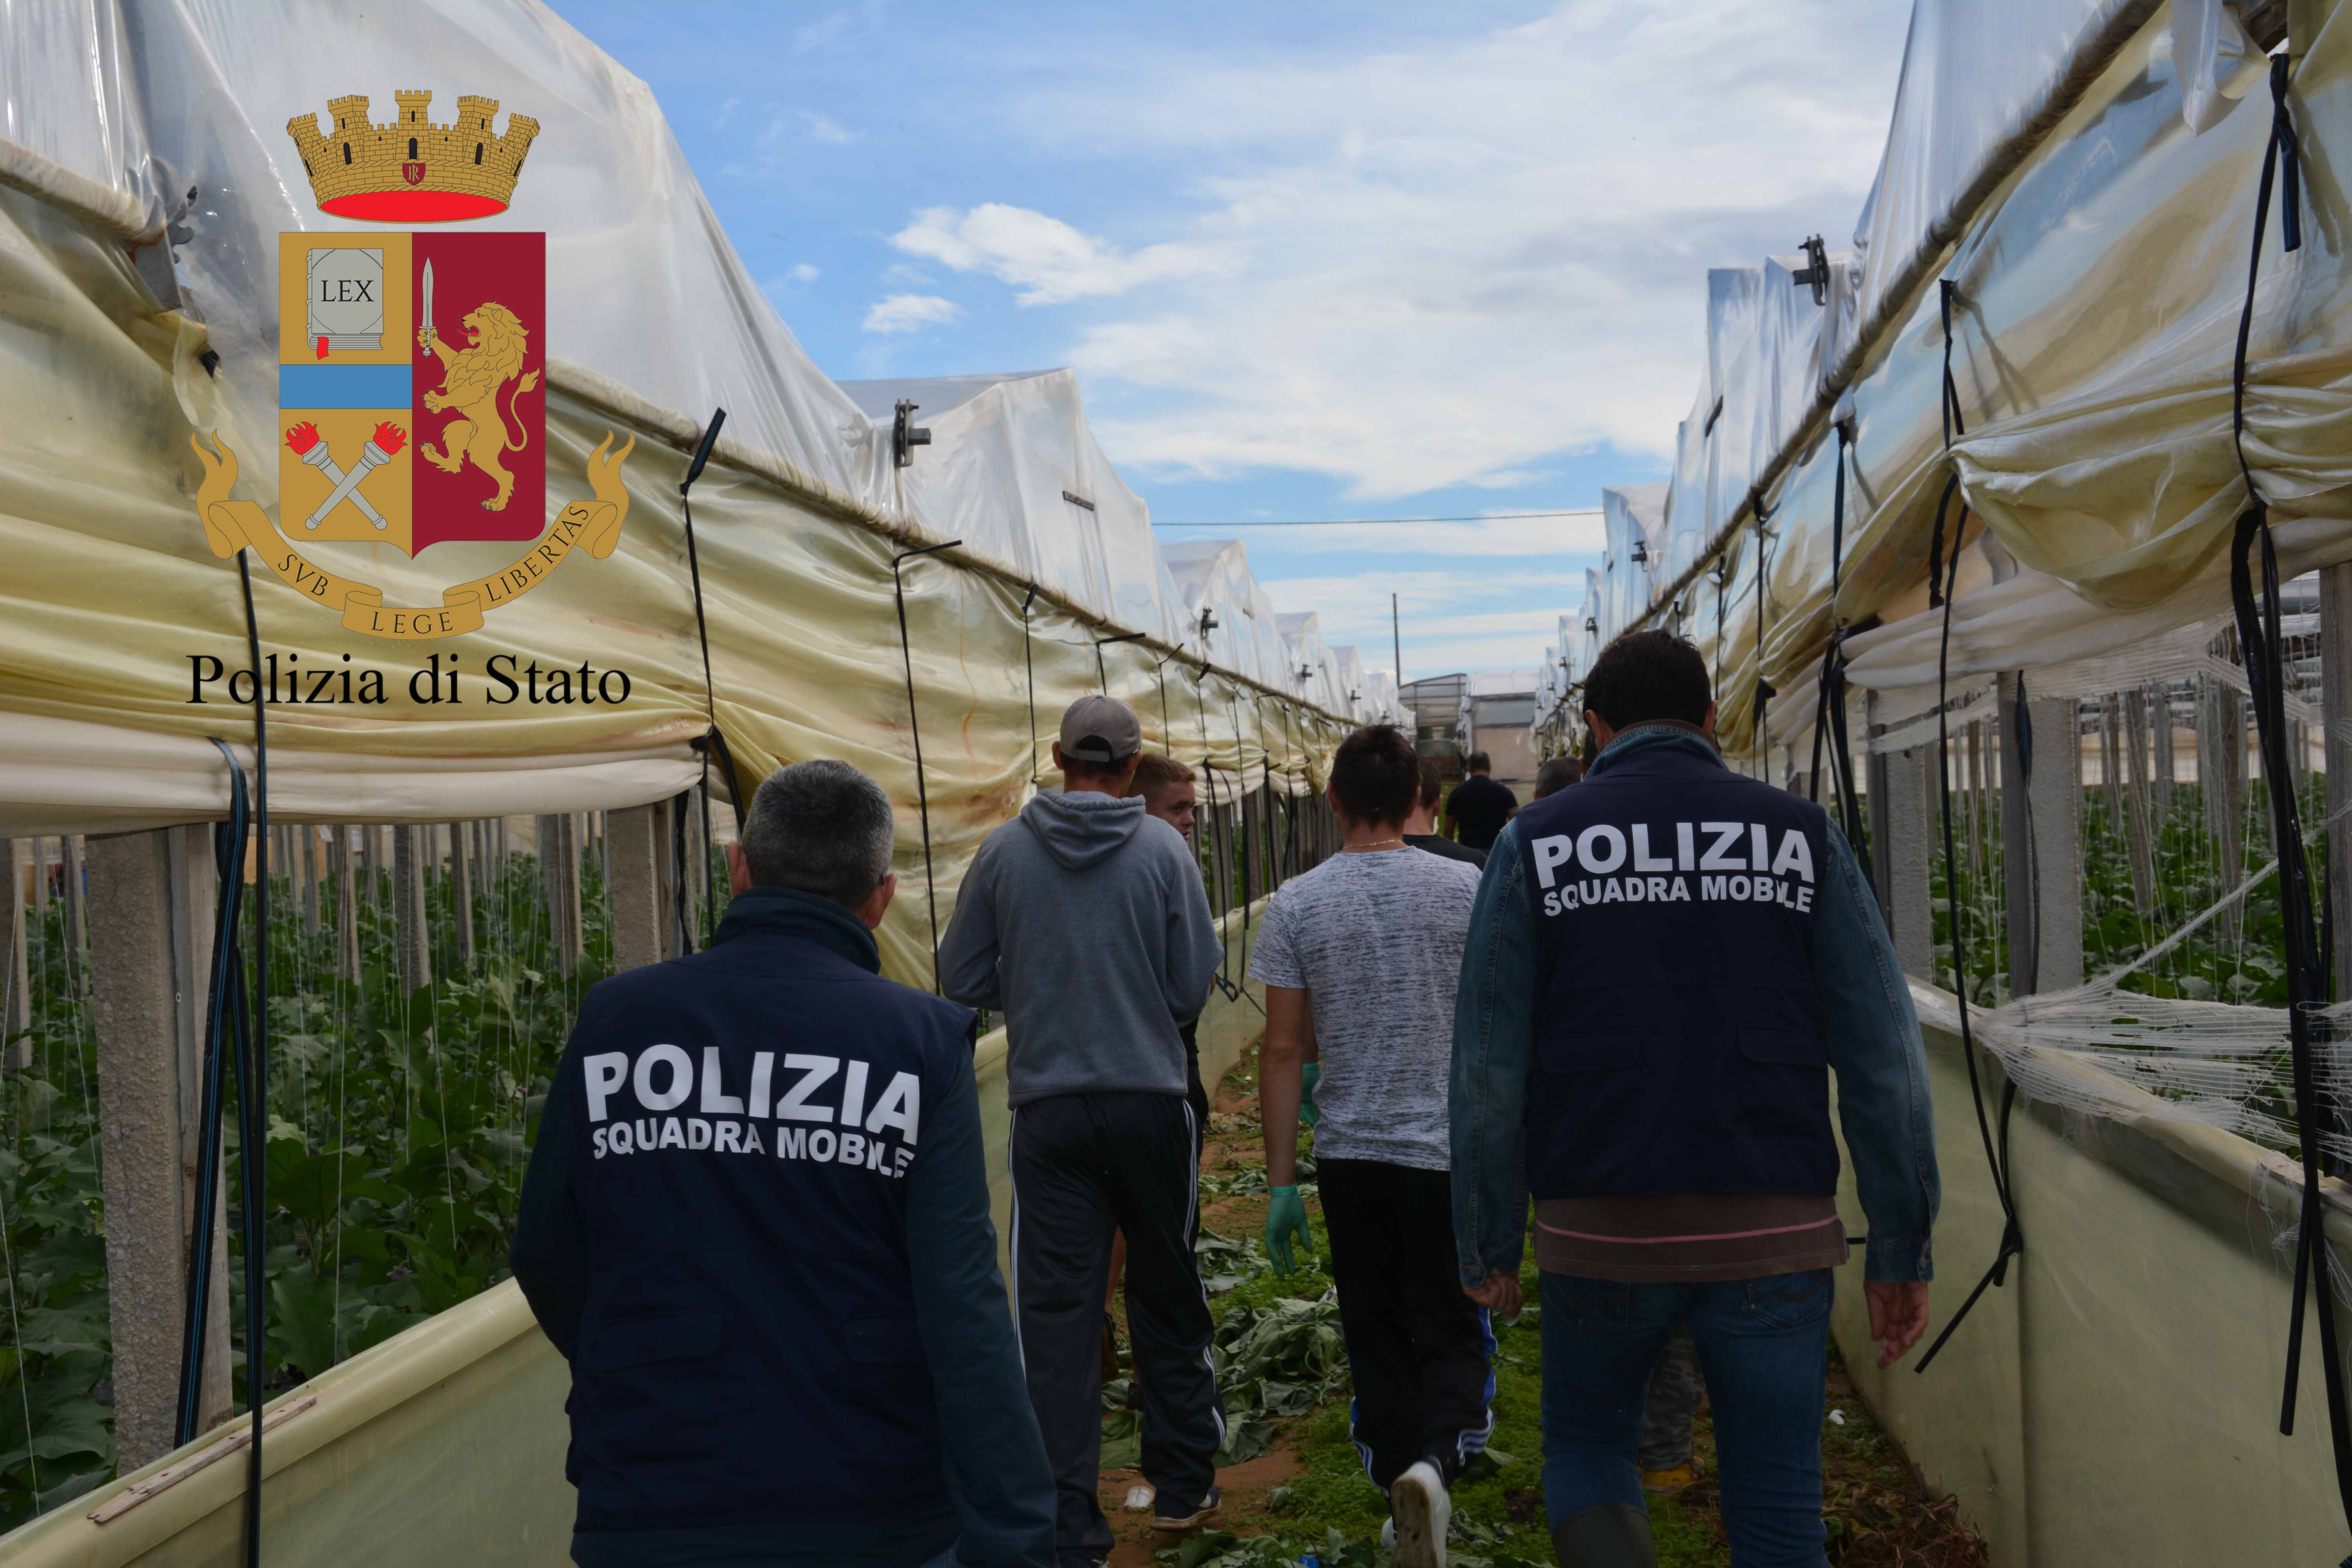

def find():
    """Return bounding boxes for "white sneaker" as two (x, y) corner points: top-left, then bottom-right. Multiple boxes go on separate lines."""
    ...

(1381, 1517), (1396, 1549)
(1389, 1461), (1448, 1568)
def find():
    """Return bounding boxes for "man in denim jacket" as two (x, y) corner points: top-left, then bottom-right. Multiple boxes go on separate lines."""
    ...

(1448, 631), (1938, 1568)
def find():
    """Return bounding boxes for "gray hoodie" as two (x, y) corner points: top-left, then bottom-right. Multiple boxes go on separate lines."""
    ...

(938, 788), (1221, 1106)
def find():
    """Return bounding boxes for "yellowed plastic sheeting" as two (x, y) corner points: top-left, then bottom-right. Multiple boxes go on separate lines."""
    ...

(1689, 0), (2352, 750)
(0, 173), (1343, 986)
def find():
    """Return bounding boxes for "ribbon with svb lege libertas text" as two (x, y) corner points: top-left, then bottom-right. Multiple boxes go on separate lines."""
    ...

(189, 430), (635, 641)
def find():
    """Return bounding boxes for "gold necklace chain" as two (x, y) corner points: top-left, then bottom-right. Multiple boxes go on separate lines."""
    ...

(1342, 837), (1406, 852)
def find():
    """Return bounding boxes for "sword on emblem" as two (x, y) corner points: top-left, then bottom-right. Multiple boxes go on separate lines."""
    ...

(418, 258), (435, 355)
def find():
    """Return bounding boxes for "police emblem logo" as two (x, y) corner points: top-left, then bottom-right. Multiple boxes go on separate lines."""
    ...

(187, 91), (635, 641)
(276, 229), (546, 556)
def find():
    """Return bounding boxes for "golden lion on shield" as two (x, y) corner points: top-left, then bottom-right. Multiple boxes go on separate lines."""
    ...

(417, 302), (542, 511)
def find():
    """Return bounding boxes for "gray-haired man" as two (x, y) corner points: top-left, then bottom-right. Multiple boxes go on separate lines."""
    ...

(514, 760), (1054, 1568)
(939, 696), (1227, 1565)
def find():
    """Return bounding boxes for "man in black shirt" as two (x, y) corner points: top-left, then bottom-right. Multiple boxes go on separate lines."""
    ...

(1404, 759), (1483, 869)
(1441, 752), (1516, 853)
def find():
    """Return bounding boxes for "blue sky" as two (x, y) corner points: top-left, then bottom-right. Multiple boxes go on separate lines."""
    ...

(552, 1), (1910, 681)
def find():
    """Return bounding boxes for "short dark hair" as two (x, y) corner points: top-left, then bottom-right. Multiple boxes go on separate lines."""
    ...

(1465, 751), (1492, 772)
(1129, 754), (1195, 797)
(1417, 757), (1444, 809)
(739, 759), (895, 908)
(1584, 630), (1712, 730)
(1533, 756), (1584, 799)
(1330, 725), (1420, 828)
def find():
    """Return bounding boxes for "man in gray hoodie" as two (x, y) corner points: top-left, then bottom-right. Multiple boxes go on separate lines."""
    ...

(940, 695), (1226, 1567)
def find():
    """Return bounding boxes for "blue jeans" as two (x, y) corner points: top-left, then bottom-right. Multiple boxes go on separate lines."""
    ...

(1540, 1269), (1833, 1568)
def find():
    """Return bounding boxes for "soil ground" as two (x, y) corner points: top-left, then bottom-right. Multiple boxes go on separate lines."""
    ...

(1094, 1045), (1987, 1568)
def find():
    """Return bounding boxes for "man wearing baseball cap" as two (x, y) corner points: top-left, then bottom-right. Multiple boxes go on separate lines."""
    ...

(940, 695), (1227, 1566)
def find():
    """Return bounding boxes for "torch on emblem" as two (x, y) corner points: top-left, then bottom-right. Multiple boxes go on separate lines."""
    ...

(284, 421), (407, 530)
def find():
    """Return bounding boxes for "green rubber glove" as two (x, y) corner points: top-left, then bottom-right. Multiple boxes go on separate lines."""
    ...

(1265, 1184), (1312, 1276)
(1299, 1063), (1322, 1128)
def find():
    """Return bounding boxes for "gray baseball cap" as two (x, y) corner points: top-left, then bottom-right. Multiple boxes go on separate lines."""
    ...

(1059, 695), (1143, 764)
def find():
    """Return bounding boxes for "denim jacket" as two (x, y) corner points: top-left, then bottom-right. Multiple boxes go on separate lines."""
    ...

(1448, 724), (1939, 1286)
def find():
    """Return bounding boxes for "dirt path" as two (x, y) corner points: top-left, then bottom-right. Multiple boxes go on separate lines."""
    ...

(1099, 1045), (1984, 1568)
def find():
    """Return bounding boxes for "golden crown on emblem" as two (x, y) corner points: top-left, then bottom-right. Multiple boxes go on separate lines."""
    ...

(285, 91), (539, 222)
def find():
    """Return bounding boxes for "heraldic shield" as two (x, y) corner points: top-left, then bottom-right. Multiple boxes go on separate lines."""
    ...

(278, 230), (545, 556)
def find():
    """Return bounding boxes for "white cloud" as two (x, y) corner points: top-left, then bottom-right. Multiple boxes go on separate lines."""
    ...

(882, 263), (935, 286)
(762, 263), (822, 298)
(795, 12), (851, 53)
(976, 2), (1906, 499)
(711, 98), (740, 131)
(862, 294), (964, 334)
(891, 203), (1238, 306)
(1252, 565), (1596, 681)
(1166, 512), (1606, 559)
(798, 110), (857, 146)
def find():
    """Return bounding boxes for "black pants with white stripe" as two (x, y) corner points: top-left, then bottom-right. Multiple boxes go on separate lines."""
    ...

(1012, 1090), (1222, 1560)
(1318, 1157), (1495, 1492)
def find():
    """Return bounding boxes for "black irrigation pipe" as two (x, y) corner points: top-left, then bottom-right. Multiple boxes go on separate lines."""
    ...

(1914, 273), (2029, 1378)
(2222, 54), (2352, 1533)
(893, 539), (963, 993)
(679, 407), (738, 947)
(177, 740), (248, 1446)
(1021, 583), (1042, 785)
(233, 550), (270, 1568)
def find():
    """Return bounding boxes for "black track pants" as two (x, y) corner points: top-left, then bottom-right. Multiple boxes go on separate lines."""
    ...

(1318, 1157), (1495, 1492)
(1011, 1091), (1222, 1560)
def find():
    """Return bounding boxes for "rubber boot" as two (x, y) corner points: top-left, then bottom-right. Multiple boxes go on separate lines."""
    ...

(1550, 1503), (1659, 1568)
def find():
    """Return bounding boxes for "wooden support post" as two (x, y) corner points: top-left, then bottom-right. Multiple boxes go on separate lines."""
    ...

(2030, 691), (2083, 993)
(299, 826), (319, 935)
(2324, 565), (2352, 996)
(2000, 677), (2084, 998)
(681, 799), (705, 949)
(1865, 693), (1935, 980)
(2123, 688), (2156, 906)
(331, 826), (359, 982)
(2, 839), (27, 1065)
(545, 813), (583, 975)
(62, 833), (87, 996)
(2152, 681), (2176, 818)
(607, 805), (664, 973)
(448, 820), (474, 970)
(394, 824), (431, 992)
(86, 827), (233, 1467)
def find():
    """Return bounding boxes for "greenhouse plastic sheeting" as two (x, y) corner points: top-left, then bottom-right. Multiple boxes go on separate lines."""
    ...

(1659, 373), (1714, 586)
(1278, 612), (1344, 713)
(3, 0), (896, 513)
(1660, 0), (2352, 737)
(1599, 482), (1668, 640)
(0, 182), (1345, 983)
(839, 372), (1187, 648)
(1163, 537), (1284, 687)
(1849, 0), (2143, 335)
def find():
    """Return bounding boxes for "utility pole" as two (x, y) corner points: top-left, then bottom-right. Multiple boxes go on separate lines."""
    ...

(1391, 593), (1403, 695)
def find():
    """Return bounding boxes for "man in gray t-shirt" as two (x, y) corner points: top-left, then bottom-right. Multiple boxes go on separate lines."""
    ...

(1248, 725), (1489, 1568)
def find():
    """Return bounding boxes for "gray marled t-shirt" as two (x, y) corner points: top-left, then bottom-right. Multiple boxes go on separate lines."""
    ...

(1247, 846), (1483, 1170)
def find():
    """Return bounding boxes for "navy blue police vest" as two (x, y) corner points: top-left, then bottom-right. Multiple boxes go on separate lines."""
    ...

(1515, 731), (1839, 1197)
(559, 928), (975, 1533)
